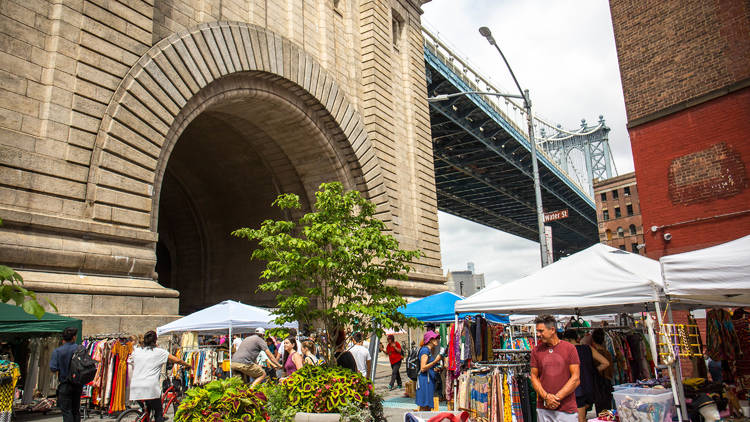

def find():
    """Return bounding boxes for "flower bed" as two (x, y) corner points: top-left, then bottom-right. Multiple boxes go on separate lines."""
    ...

(175, 377), (268, 422)
(175, 366), (382, 421)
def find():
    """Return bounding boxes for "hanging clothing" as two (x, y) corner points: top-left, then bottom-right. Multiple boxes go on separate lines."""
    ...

(0, 360), (20, 422)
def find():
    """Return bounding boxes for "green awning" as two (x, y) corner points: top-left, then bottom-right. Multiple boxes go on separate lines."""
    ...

(0, 302), (82, 342)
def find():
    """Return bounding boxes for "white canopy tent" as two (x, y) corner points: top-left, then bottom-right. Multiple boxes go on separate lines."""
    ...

(156, 300), (297, 335)
(660, 234), (750, 307)
(156, 300), (297, 377)
(455, 243), (665, 316)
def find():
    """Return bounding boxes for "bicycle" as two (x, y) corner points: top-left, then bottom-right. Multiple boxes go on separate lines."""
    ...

(116, 380), (182, 422)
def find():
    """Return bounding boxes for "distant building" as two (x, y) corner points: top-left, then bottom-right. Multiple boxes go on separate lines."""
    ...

(447, 263), (486, 296)
(594, 173), (645, 255)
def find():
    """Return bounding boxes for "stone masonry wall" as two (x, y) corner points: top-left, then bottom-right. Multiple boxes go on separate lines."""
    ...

(0, 0), (445, 331)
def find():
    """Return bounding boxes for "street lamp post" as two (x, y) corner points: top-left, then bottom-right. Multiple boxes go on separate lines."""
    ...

(478, 26), (549, 267)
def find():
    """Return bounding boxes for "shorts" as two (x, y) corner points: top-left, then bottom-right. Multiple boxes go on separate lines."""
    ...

(537, 409), (578, 422)
(230, 362), (265, 378)
(575, 394), (593, 408)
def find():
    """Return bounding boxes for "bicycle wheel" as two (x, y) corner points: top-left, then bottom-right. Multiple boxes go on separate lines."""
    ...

(116, 407), (146, 422)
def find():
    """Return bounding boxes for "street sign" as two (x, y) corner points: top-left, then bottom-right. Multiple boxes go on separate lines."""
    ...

(543, 209), (569, 223)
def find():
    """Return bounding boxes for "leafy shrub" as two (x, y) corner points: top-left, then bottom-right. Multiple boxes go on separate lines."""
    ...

(281, 365), (373, 414)
(175, 377), (268, 422)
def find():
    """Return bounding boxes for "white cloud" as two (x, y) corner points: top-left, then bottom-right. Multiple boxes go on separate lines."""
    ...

(425, 1), (630, 284)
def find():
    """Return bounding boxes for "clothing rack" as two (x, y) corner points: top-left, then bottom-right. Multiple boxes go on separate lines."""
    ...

(84, 333), (130, 340)
(568, 325), (641, 331)
(492, 349), (531, 353)
(474, 362), (529, 368)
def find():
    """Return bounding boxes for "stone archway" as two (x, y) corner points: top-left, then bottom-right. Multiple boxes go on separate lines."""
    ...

(84, 22), (390, 311)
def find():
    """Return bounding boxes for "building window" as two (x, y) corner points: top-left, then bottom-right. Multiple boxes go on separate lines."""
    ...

(391, 10), (404, 49)
(612, 190), (619, 199)
(624, 186), (631, 196)
(605, 229), (612, 241)
(614, 207), (621, 218)
(631, 243), (639, 253)
(602, 210), (609, 220)
(619, 245), (626, 251)
(600, 192), (606, 202)
(617, 227), (624, 237)
(627, 204), (633, 216)
(629, 224), (637, 235)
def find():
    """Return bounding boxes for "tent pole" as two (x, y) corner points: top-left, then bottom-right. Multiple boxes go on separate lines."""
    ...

(666, 300), (688, 421)
(229, 322), (233, 377)
(454, 313), (459, 406)
(653, 297), (682, 422)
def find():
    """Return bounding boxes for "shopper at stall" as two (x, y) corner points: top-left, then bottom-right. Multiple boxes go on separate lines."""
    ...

(301, 340), (319, 366)
(282, 336), (303, 376)
(591, 328), (614, 414)
(349, 332), (372, 377)
(128, 330), (191, 422)
(49, 327), (81, 422)
(231, 327), (282, 387)
(334, 329), (358, 373)
(562, 329), (610, 422)
(379, 334), (403, 390)
(531, 315), (581, 422)
(416, 331), (443, 411)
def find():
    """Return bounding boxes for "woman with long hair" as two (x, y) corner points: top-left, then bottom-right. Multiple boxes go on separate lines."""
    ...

(281, 336), (303, 377)
(562, 329), (610, 422)
(301, 341), (319, 366)
(128, 331), (190, 422)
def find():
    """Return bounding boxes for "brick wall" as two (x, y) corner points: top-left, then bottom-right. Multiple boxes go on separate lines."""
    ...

(629, 87), (750, 260)
(609, 0), (750, 123)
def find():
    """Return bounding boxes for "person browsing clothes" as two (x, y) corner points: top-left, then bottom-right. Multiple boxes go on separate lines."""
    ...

(128, 331), (191, 422)
(416, 331), (443, 411)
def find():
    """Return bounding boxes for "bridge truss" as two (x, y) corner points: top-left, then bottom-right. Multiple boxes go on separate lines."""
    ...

(423, 28), (601, 257)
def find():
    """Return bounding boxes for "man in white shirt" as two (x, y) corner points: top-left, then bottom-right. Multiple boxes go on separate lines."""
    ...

(348, 332), (372, 377)
(232, 334), (243, 352)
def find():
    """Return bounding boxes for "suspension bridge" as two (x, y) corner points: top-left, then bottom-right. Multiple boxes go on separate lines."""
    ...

(423, 28), (615, 257)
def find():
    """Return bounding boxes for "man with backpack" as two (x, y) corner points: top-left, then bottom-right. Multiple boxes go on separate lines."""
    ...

(49, 327), (82, 422)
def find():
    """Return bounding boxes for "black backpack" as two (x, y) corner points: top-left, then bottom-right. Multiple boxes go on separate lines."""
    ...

(405, 347), (420, 381)
(68, 346), (97, 385)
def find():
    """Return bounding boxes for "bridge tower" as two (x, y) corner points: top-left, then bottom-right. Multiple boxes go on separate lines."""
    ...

(538, 116), (615, 196)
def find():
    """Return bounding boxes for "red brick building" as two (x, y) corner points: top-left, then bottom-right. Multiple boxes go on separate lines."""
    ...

(609, 0), (750, 260)
(594, 173), (645, 255)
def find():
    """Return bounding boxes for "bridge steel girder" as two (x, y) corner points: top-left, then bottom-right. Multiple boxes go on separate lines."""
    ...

(430, 101), (596, 227)
(425, 46), (598, 254)
(435, 152), (596, 244)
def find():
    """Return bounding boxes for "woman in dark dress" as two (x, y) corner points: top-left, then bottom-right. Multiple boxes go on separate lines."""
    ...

(563, 329), (610, 422)
(332, 329), (357, 373)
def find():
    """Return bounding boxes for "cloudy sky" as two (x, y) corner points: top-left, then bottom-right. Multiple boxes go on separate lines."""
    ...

(421, 1), (634, 286)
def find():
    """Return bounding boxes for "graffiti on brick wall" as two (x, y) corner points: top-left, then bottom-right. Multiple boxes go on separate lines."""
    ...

(668, 143), (747, 205)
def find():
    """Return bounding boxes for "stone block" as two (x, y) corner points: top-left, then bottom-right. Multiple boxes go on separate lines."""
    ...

(37, 292), (94, 314)
(92, 295), (143, 315)
(76, 315), (122, 336)
(142, 297), (179, 316)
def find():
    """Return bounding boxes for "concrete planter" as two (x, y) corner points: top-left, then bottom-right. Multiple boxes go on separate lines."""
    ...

(294, 412), (342, 422)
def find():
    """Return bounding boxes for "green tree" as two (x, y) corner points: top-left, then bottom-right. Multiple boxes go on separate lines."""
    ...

(0, 218), (55, 318)
(232, 182), (420, 363)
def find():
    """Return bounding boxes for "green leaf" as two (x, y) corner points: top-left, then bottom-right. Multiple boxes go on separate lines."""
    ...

(22, 299), (45, 319)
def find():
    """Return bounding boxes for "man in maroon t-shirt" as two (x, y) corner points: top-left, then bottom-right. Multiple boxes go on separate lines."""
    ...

(530, 315), (581, 422)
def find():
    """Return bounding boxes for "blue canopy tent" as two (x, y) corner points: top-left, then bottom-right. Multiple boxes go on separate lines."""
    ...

(399, 291), (509, 324)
